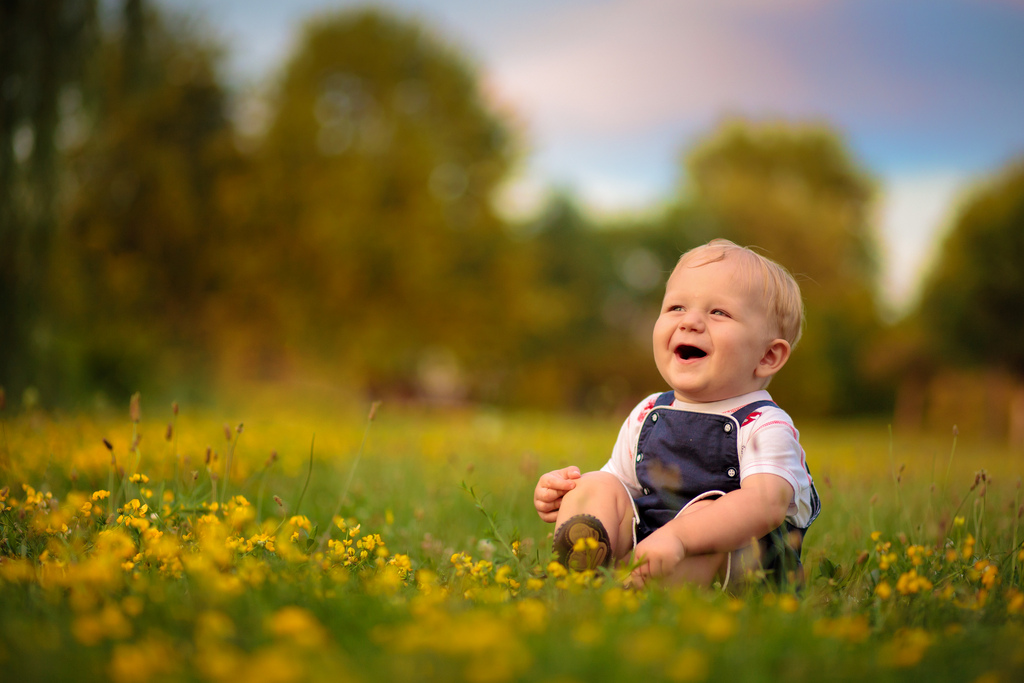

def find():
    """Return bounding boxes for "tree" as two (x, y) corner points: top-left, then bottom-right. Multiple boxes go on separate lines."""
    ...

(0, 0), (98, 401)
(681, 119), (885, 415)
(251, 9), (519, 398)
(54, 0), (243, 398)
(919, 158), (1024, 374)
(917, 158), (1024, 443)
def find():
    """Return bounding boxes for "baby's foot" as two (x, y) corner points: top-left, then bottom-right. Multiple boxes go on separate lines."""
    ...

(552, 514), (611, 571)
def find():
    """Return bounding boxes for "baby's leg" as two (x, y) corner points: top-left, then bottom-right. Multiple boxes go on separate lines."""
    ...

(661, 499), (729, 586)
(554, 471), (635, 562)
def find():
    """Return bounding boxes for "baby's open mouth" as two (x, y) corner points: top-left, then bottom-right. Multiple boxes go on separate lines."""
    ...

(675, 345), (707, 360)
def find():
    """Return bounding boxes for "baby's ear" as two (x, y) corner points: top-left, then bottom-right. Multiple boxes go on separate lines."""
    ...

(756, 339), (791, 378)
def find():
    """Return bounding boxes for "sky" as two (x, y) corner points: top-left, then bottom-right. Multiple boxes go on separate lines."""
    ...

(163, 0), (1024, 313)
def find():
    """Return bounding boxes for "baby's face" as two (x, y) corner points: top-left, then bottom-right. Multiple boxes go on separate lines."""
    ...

(653, 255), (781, 403)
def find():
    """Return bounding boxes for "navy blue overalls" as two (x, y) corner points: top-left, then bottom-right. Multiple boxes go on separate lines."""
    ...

(633, 391), (821, 584)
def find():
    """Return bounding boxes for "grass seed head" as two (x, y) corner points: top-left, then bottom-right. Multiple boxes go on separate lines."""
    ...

(129, 393), (141, 423)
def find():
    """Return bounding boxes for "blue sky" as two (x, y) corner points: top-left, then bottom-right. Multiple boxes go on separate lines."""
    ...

(163, 0), (1024, 312)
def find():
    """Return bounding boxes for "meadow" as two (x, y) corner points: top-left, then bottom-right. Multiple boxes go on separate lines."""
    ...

(1, 392), (1022, 683)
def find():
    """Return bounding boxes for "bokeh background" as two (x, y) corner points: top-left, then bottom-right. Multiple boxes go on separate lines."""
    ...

(3, 0), (1024, 441)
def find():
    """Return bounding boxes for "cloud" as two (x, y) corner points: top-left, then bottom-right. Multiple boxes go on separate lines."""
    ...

(482, 0), (1024, 157)
(486, 0), (810, 136)
(876, 171), (974, 312)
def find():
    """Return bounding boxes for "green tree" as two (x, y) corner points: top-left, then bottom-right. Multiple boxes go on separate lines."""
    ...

(55, 0), (243, 398)
(251, 9), (519, 398)
(918, 158), (1024, 374)
(681, 119), (885, 415)
(0, 0), (98, 401)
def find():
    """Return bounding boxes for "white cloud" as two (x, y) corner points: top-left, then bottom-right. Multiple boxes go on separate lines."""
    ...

(486, 0), (809, 136)
(876, 171), (973, 313)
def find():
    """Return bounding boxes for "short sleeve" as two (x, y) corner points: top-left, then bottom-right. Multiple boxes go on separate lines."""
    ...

(738, 409), (816, 528)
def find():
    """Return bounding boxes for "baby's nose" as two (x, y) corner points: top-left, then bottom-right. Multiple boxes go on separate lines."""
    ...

(678, 309), (706, 330)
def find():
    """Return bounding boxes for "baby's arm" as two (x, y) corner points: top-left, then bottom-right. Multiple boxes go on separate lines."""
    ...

(533, 466), (581, 523)
(632, 473), (793, 584)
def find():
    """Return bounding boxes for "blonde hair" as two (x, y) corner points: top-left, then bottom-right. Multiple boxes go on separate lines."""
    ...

(674, 238), (804, 348)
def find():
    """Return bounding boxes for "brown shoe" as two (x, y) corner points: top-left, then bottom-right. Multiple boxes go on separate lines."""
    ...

(553, 514), (611, 571)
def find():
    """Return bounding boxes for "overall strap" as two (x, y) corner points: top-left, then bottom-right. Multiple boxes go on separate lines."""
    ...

(654, 391), (675, 407)
(730, 399), (777, 426)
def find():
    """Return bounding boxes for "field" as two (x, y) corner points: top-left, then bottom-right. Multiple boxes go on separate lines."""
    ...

(1, 394), (1023, 682)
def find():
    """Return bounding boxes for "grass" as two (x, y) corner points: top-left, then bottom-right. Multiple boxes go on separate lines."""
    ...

(1, 396), (1023, 682)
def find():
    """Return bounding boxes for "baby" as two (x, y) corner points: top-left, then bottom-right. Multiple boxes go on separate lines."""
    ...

(533, 239), (820, 587)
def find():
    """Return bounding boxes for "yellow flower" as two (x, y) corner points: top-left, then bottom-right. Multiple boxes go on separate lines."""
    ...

(287, 515), (312, 531)
(896, 570), (933, 595)
(963, 534), (975, 560)
(573, 536), (599, 551)
(974, 560), (998, 589)
(881, 628), (932, 668)
(777, 594), (800, 613)
(267, 606), (328, 649)
(517, 598), (547, 632)
(388, 553), (412, 577)
(1006, 589), (1024, 615)
(879, 552), (897, 570)
(546, 561), (567, 578)
(875, 581), (892, 600)
(702, 611), (736, 641)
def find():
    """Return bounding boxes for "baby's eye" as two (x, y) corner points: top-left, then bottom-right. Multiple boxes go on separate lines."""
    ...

(710, 309), (729, 317)
(668, 305), (684, 312)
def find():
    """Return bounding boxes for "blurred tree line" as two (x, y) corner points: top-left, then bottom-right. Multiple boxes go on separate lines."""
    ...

(3, 0), (1022, 424)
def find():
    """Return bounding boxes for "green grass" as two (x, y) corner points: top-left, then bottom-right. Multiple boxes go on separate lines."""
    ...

(1, 398), (1022, 682)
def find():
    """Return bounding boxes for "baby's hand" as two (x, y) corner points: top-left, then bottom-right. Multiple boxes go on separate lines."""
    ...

(630, 527), (686, 587)
(533, 466), (581, 523)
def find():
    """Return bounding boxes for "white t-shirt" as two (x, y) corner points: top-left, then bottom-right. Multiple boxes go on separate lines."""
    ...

(600, 390), (817, 529)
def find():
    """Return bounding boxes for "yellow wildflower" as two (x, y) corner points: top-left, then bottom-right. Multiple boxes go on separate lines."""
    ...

(267, 606), (328, 649)
(881, 628), (932, 668)
(963, 534), (975, 560)
(974, 560), (999, 589)
(896, 570), (933, 595)
(388, 553), (412, 577)
(1006, 589), (1024, 615)
(546, 561), (567, 578)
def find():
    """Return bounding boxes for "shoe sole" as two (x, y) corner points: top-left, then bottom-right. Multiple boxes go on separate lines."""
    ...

(553, 514), (611, 571)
